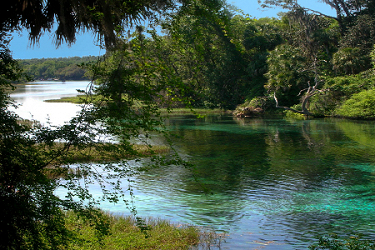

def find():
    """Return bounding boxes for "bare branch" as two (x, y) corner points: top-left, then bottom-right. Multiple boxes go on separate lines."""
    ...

(298, 87), (309, 96)
(302, 7), (338, 21)
(273, 92), (306, 114)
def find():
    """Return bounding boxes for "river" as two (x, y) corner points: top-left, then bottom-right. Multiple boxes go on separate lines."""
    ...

(10, 81), (375, 249)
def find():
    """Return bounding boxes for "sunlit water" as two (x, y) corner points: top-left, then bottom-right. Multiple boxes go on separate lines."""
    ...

(10, 82), (375, 249)
(10, 81), (90, 125)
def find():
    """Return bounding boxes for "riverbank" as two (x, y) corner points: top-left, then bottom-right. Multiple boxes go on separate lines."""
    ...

(37, 209), (221, 249)
(44, 95), (231, 115)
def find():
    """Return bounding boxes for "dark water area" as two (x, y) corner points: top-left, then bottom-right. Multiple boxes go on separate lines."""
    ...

(10, 82), (375, 249)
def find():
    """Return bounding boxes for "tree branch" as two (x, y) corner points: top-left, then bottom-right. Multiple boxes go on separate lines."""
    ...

(273, 91), (306, 114)
(302, 7), (339, 21)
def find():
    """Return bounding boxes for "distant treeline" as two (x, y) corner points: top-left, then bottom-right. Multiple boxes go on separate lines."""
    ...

(18, 56), (100, 81)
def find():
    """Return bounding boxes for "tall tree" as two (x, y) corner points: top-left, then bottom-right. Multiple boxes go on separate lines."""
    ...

(0, 1), (201, 249)
(160, 0), (250, 109)
(1, 0), (185, 48)
(241, 17), (283, 99)
(265, 11), (338, 115)
(258, 0), (374, 34)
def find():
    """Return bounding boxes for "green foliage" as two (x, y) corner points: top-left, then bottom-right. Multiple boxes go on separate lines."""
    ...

(247, 96), (270, 109)
(311, 71), (375, 116)
(242, 17), (284, 100)
(2, 0), (183, 48)
(158, 0), (276, 109)
(335, 88), (375, 119)
(265, 44), (313, 106)
(0, 33), (71, 249)
(324, 72), (375, 97)
(237, 96), (274, 113)
(333, 47), (371, 75)
(18, 56), (99, 80)
(254, 0), (375, 119)
(242, 19), (283, 52)
(340, 14), (375, 54)
(1, 104), (73, 249)
(0, 33), (25, 86)
(370, 45), (375, 67)
(284, 104), (306, 119)
(0, 25), (192, 250)
(64, 210), (203, 250)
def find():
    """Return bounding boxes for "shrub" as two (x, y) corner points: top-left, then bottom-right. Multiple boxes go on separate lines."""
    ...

(311, 71), (375, 116)
(336, 89), (375, 119)
(284, 104), (306, 119)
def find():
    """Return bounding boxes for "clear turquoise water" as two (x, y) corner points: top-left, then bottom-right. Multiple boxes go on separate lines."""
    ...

(11, 82), (375, 249)
(126, 116), (375, 249)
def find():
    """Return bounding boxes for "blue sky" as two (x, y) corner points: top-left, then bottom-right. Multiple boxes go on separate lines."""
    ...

(9, 0), (335, 59)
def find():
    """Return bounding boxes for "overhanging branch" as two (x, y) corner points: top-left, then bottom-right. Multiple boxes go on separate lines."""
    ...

(273, 91), (306, 114)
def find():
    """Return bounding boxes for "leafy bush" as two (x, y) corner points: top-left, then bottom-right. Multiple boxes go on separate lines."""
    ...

(64, 210), (205, 250)
(311, 71), (375, 116)
(324, 71), (375, 97)
(336, 89), (375, 119)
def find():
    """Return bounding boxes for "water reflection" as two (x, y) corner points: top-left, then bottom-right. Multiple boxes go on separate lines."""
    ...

(10, 81), (90, 125)
(135, 116), (375, 249)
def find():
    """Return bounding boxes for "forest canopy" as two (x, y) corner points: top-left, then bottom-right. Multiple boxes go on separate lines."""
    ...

(16, 0), (375, 115)
(18, 56), (99, 80)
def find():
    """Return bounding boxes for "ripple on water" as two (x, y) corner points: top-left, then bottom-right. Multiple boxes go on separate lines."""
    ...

(13, 83), (375, 250)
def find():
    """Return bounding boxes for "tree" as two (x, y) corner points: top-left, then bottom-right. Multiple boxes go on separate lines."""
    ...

(332, 47), (371, 75)
(259, 0), (375, 61)
(159, 0), (250, 109)
(19, 56), (99, 80)
(1, 0), (184, 48)
(339, 14), (375, 52)
(0, 30), (72, 248)
(259, 0), (355, 32)
(241, 17), (284, 99)
(0, 1), (199, 249)
(265, 44), (314, 111)
(264, 10), (337, 116)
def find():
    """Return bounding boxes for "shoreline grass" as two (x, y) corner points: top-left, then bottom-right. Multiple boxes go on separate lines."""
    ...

(44, 95), (231, 114)
(64, 210), (222, 250)
(44, 95), (100, 104)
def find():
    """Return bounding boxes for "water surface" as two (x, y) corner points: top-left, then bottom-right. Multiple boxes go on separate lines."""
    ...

(10, 82), (375, 249)
(10, 81), (90, 125)
(132, 116), (375, 249)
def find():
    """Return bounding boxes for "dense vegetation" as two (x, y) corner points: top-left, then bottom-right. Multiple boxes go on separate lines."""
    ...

(23, 0), (375, 119)
(2, 0), (375, 249)
(18, 56), (99, 80)
(0, 0), (202, 249)
(58, 210), (205, 250)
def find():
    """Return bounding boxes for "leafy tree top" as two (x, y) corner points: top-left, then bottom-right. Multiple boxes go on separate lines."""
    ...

(1, 0), (188, 48)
